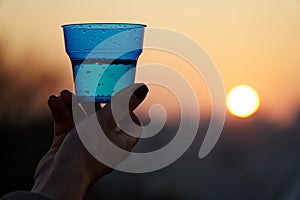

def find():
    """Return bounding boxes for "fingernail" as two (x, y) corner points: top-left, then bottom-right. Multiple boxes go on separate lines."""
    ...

(49, 95), (58, 99)
(60, 89), (70, 95)
(134, 84), (149, 100)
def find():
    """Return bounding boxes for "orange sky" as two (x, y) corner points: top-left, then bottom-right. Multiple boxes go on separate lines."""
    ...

(0, 0), (300, 125)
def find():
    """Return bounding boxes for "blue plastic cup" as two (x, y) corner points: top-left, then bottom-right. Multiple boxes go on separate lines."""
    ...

(62, 23), (146, 103)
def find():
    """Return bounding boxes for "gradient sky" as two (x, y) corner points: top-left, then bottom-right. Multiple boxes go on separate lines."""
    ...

(0, 0), (300, 125)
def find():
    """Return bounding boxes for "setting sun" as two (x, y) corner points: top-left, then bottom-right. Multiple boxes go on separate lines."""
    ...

(226, 85), (260, 118)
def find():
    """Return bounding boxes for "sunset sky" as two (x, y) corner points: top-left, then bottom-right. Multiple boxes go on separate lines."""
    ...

(0, 0), (300, 125)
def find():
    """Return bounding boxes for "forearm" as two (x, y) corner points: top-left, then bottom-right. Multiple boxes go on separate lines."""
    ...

(32, 160), (90, 200)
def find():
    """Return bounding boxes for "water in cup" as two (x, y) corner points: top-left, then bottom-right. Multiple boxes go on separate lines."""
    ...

(72, 58), (136, 102)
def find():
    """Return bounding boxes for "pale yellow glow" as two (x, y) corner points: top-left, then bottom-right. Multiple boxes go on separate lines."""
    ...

(0, 0), (300, 124)
(226, 85), (260, 118)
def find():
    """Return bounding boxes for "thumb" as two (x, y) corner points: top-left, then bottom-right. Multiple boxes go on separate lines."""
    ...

(98, 83), (149, 132)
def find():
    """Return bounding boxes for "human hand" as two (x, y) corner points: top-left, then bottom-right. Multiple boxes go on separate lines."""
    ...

(32, 83), (148, 200)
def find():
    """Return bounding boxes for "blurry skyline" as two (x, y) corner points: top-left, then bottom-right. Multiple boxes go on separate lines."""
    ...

(0, 0), (300, 125)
